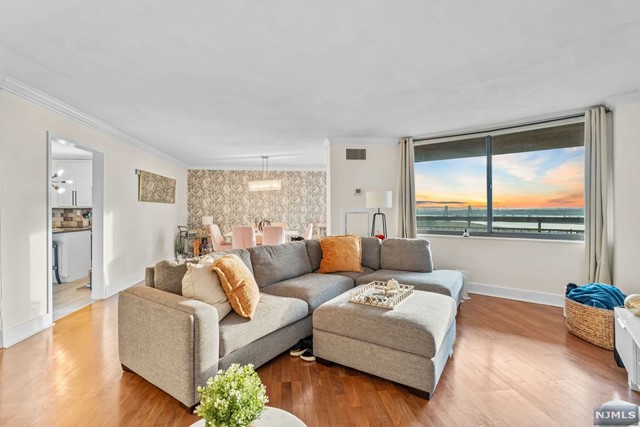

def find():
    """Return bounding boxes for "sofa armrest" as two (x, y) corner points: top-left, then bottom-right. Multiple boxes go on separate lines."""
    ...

(118, 285), (219, 407)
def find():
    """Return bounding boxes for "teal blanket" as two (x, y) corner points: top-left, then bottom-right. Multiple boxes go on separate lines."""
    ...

(566, 283), (625, 310)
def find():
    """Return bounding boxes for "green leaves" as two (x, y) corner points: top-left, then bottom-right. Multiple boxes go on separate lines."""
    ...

(195, 363), (269, 427)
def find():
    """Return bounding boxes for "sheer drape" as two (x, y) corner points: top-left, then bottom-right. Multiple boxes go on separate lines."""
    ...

(399, 137), (417, 238)
(585, 106), (613, 284)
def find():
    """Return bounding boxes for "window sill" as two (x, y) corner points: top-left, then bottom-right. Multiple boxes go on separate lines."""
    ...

(419, 233), (585, 244)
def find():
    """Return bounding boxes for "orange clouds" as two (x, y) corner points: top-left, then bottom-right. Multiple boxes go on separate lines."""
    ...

(492, 193), (583, 208)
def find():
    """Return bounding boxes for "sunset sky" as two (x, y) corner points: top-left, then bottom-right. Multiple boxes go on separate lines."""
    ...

(415, 147), (584, 209)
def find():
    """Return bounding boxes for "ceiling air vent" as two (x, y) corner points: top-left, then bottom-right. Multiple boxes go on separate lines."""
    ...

(346, 148), (366, 160)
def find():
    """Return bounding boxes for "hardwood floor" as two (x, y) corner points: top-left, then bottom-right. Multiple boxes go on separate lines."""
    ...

(52, 276), (93, 321)
(1, 293), (637, 426)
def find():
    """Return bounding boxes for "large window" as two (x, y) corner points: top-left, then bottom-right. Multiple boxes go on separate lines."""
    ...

(414, 120), (585, 239)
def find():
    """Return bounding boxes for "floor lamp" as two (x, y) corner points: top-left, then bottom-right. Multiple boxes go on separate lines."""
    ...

(366, 191), (392, 238)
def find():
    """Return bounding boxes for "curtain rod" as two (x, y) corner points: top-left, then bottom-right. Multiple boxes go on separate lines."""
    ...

(412, 106), (604, 143)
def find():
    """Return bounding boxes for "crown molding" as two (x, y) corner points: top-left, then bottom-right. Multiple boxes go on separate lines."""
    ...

(0, 75), (187, 169)
(604, 90), (640, 109)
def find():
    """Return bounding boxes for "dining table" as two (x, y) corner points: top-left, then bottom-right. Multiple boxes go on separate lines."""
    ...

(223, 230), (300, 240)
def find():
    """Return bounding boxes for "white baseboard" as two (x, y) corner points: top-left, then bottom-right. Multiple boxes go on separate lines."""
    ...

(105, 272), (144, 298)
(1, 313), (53, 348)
(468, 282), (564, 307)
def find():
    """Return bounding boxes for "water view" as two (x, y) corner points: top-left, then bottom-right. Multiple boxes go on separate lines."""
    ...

(415, 143), (585, 237)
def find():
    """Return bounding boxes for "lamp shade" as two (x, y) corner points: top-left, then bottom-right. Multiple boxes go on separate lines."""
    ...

(201, 216), (214, 226)
(365, 191), (392, 209)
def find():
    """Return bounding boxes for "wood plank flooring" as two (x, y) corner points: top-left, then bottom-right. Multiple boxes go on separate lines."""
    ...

(1, 292), (637, 426)
(52, 276), (93, 321)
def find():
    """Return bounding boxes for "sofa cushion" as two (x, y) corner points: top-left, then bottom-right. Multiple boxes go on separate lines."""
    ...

(261, 273), (354, 314)
(361, 237), (382, 270)
(355, 269), (465, 304)
(182, 261), (232, 321)
(152, 250), (253, 295)
(313, 286), (456, 358)
(381, 238), (433, 272)
(248, 242), (312, 287)
(305, 239), (323, 271)
(327, 267), (375, 283)
(153, 258), (198, 295)
(318, 235), (363, 274)
(212, 254), (260, 319)
(202, 249), (253, 273)
(218, 293), (308, 357)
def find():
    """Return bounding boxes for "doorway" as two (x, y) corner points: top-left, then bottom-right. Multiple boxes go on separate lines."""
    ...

(47, 133), (105, 321)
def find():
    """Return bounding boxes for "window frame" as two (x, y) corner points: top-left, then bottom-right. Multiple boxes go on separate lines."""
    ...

(414, 116), (585, 241)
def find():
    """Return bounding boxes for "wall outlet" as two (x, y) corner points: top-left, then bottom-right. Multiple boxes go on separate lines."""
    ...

(354, 188), (363, 196)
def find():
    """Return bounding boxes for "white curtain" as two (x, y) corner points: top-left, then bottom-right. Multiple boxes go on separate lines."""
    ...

(399, 137), (417, 238)
(585, 106), (613, 284)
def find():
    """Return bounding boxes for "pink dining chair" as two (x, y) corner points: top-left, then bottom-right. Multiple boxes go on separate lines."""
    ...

(262, 226), (286, 246)
(209, 224), (232, 251)
(304, 223), (313, 240)
(232, 226), (257, 249)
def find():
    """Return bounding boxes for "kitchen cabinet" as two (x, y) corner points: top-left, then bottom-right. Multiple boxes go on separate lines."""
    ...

(52, 160), (92, 207)
(52, 229), (92, 282)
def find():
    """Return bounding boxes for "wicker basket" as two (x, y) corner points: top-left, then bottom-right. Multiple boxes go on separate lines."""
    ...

(564, 297), (614, 350)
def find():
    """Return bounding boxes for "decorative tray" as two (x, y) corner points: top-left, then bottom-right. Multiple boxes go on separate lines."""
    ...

(349, 281), (414, 309)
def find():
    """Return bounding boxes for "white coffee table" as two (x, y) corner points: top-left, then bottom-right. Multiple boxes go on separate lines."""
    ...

(190, 407), (306, 427)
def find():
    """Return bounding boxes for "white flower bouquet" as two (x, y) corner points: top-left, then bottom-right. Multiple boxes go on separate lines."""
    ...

(195, 363), (269, 427)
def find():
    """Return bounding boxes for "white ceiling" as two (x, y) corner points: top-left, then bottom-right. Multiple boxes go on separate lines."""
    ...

(2, 1), (640, 169)
(51, 139), (92, 160)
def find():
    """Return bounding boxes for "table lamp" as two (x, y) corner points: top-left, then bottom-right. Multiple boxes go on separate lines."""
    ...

(365, 191), (392, 238)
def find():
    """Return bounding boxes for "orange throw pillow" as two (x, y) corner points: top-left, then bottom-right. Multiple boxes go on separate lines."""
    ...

(211, 254), (260, 319)
(318, 235), (364, 274)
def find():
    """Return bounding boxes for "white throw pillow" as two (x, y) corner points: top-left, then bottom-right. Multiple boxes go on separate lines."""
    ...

(182, 261), (232, 321)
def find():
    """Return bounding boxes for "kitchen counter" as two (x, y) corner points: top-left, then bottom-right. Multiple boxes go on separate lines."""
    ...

(53, 227), (92, 234)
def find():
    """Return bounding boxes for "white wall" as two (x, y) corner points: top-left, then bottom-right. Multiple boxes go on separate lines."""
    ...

(612, 102), (640, 296)
(328, 139), (400, 237)
(428, 235), (585, 305)
(0, 90), (187, 346)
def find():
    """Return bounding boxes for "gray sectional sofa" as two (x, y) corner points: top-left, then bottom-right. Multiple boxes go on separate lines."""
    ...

(118, 237), (466, 409)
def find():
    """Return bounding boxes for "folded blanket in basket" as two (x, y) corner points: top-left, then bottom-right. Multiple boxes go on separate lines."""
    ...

(566, 283), (625, 310)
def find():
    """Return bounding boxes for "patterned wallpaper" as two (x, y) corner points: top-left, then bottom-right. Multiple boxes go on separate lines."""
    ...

(188, 170), (326, 235)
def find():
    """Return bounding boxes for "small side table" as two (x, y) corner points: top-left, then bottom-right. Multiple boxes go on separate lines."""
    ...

(190, 407), (306, 427)
(614, 307), (640, 391)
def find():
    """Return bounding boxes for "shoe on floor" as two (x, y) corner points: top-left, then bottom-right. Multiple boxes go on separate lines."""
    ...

(289, 339), (305, 356)
(300, 348), (316, 362)
(289, 339), (312, 356)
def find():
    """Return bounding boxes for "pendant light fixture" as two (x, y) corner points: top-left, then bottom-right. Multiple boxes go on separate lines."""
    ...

(51, 169), (73, 193)
(248, 156), (282, 192)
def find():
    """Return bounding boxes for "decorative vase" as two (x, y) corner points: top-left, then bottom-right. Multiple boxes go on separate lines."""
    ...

(625, 294), (640, 316)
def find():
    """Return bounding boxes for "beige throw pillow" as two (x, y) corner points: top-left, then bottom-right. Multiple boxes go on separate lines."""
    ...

(182, 260), (232, 321)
